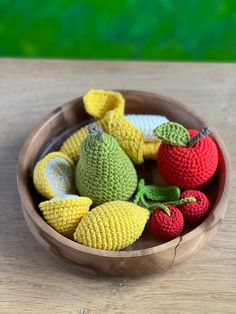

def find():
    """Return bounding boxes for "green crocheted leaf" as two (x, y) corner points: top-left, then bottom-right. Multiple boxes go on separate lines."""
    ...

(144, 185), (181, 202)
(133, 179), (181, 208)
(153, 122), (190, 146)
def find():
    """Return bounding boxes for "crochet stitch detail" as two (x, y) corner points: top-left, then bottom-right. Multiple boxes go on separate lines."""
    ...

(60, 90), (164, 163)
(126, 114), (169, 142)
(178, 190), (210, 225)
(33, 152), (75, 199)
(157, 129), (219, 189)
(60, 111), (145, 164)
(187, 127), (211, 147)
(154, 122), (190, 146)
(75, 130), (138, 205)
(73, 201), (149, 250)
(83, 89), (125, 119)
(149, 205), (184, 242)
(134, 179), (181, 207)
(39, 196), (92, 237)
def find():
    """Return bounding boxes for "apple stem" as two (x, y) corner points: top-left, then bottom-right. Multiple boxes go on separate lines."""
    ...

(187, 127), (211, 147)
(87, 124), (103, 141)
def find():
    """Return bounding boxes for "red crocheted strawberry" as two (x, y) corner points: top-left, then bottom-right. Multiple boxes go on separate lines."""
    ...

(154, 122), (218, 189)
(178, 190), (210, 226)
(150, 205), (184, 242)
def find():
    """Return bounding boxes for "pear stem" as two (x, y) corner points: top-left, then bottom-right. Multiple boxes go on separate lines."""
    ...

(87, 124), (103, 141)
(187, 127), (211, 147)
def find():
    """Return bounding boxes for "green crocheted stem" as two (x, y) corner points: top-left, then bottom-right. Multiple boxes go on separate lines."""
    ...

(147, 197), (196, 216)
(164, 197), (196, 206)
(133, 179), (180, 207)
(133, 179), (145, 204)
(87, 124), (103, 141)
(153, 122), (190, 146)
(187, 127), (211, 147)
(148, 203), (171, 216)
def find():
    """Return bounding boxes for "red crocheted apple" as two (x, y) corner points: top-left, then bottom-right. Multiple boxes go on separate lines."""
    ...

(154, 122), (218, 189)
(178, 190), (210, 226)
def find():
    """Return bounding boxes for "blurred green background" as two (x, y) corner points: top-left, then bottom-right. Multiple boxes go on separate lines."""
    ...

(1, 0), (236, 60)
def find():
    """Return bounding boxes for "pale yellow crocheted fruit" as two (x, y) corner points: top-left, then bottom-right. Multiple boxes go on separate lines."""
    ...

(39, 195), (92, 237)
(33, 152), (76, 199)
(73, 201), (149, 250)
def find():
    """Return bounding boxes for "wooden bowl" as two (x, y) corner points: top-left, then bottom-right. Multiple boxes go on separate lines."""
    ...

(17, 90), (231, 276)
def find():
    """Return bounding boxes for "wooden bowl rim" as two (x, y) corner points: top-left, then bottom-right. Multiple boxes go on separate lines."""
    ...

(17, 90), (232, 258)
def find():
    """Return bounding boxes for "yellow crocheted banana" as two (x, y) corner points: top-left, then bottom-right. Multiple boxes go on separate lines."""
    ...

(33, 152), (76, 199)
(39, 195), (92, 237)
(60, 89), (162, 163)
(73, 201), (149, 250)
(84, 89), (125, 118)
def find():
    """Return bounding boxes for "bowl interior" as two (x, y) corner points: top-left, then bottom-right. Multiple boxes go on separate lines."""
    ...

(18, 90), (227, 252)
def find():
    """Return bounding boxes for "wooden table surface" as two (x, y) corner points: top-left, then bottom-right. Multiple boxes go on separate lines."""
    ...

(0, 59), (235, 314)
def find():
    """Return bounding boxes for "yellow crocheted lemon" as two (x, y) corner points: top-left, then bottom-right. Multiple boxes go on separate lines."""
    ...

(39, 195), (92, 237)
(83, 89), (125, 118)
(73, 201), (149, 250)
(33, 152), (76, 199)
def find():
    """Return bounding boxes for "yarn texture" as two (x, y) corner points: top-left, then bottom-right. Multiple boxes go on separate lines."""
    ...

(75, 128), (138, 205)
(73, 201), (149, 250)
(154, 122), (190, 146)
(126, 114), (169, 142)
(33, 152), (75, 199)
(157, 129), (219, 189)
(39, 196), (92, 237)
(105, 111), (144, 163)
(178, 190), (210, 225)
(134, 179), (181, 207)
(83, 89), (125, 118)
(60, 89), (163, 163)
(150, 205), (184, 242)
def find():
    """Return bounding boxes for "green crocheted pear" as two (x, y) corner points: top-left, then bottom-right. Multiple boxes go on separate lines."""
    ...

(75, 124), (138, 205)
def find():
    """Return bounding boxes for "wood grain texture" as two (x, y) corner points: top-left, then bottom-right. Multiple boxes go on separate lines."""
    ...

(0, 58), (235, 313)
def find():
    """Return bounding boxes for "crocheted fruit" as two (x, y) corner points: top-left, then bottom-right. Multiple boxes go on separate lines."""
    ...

(33, 152), (76, 199)
(75, 124), (138, 205)
(148, 197), (196, 242)
(126, 114), (169, 142)
(178, 190), (210, 225)
(83, 89), (125, 118)
(149, 205), (184, 242)
(39, 195), (92, 237)
(73, 200), (149, 250)
(154, 122), (218, 189)
(60, 89), (163, 163)
(60, 110), (145, 164)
